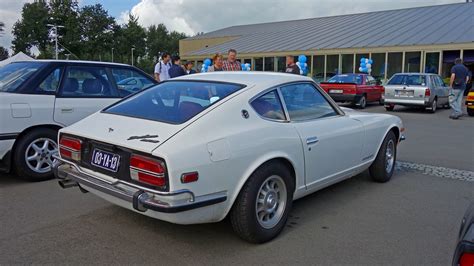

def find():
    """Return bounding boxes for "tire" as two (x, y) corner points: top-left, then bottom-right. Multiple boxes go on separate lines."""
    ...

(428, 98), (437, 113)
(369, 131), (397, 183)
(357, 95), (367, 109)
(468, 108), (474, 117)
(230, 162), (294, 243)
(385, 105), (395, 111)
(13, 128), (59, 181)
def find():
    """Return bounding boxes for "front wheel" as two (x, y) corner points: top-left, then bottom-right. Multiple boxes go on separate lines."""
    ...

(230, 162), (294, 243)
(13, 128), (59, 181)
(369, 131), (397, 183)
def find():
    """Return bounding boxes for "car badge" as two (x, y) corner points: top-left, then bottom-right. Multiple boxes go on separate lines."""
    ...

(108, 128), (114, 133)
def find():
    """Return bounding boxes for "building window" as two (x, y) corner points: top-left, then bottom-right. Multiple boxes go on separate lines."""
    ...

(277, 57), (286, 72)
(387, 52), (403, 80)
(254, 57), (263, 71)
(341, 54), (354, 74)
(442, 50), (460, 78)
(264, 57), (275, 71)
(312, 55), (325, 82)
(425, 52), (440, 74)
(371, 53), (386, 81)
(326, 54), (339, 79)
(404, 52), (421, 73)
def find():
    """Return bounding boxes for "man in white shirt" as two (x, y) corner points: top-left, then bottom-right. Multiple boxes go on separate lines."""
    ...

(154, 52), (171, 82)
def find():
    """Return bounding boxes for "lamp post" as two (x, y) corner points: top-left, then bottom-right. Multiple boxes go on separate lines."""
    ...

(47, 24), (64, 60)
(131, 47), (135, 66)
(111, 48), (114, 62)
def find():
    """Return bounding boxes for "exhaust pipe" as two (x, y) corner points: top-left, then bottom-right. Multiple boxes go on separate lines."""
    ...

(58, 179), (78, 189)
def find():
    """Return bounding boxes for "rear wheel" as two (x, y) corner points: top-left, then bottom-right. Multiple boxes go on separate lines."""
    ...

(13, 128), (58, 181)
(230, 162), (294, 243)
(428, 98), (437, 113)
(385, 105), (395, 111)
(369, 131), (397, 183)
(357, 95), (367, 109)
(468, 108), (474, 117)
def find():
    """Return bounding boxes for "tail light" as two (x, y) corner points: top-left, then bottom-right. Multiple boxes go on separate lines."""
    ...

(460, 252), (474, 266)
(425, 88), (431, 97)
(130, 154), (166, 187)
(467, 94), (474, 101)
(59, 136), (82, 161)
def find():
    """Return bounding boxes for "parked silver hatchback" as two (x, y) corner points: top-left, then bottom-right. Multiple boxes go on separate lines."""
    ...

(384, 73), (450, 113)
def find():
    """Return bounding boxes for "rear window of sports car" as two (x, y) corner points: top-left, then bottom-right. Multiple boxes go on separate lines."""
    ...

(104, 81), (245, 124)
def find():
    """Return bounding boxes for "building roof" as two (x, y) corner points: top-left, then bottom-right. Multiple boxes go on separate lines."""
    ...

(185, 2), (474, 56)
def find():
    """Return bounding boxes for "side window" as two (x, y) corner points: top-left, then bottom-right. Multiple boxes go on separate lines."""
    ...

(111, 68), (156, 97)
(37, 68), (62, 94)
(437, 76), (446, 87)
(60, 66), (115, 97)
(280, 83), (338, 121)
(250, 90), (286, 120)
(367, 75), (376, 85)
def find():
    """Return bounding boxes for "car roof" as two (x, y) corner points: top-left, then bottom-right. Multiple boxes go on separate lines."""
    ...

(13, 60), (132, 67)
(393, 73), (436, 75)
(173, 72), (314, 88)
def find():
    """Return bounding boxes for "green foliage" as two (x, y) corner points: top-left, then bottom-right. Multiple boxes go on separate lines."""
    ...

(0, 46), (8, 60)
(11, 2), (188, 72)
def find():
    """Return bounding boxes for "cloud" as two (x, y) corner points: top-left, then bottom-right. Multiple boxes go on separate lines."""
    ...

(0, 0), (32, 52)
(120, 0), (459, 37)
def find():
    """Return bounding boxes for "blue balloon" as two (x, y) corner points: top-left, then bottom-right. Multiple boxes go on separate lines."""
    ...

(368, 59), (373, 64)
(204, 59), (212, 66)
(298, 55), (307, 63)
(360, 62), (366, 68)
(360, 58), (366, 63)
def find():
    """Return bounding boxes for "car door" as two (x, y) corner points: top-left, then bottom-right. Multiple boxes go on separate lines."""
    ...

(435, 75), (450, 105)
(279, 82), (364, 187)
(365, 75), (380, 101)
(54, 65), (120, 126)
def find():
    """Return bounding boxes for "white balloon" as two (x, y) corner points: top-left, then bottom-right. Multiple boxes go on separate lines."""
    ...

(366, 63), (372, 69)
(365, 59), (369, 64)
(359, 67), (364, 72)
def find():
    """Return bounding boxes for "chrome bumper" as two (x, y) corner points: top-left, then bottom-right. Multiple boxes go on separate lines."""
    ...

(53, 155), (226, 213)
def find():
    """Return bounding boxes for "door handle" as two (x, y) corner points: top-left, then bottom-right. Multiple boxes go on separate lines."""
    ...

(306, 136), (319, 145)
(61, 108), (73, 113)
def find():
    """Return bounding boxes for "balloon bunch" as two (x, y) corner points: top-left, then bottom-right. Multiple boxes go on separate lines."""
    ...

(359, 58), (373, 73)
(201, 58), (212, 72)
(296, 55), (308, 75)
(240, 63), (251, 71)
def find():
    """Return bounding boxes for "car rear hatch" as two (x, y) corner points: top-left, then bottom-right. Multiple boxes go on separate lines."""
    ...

(320, 83), (357, 95)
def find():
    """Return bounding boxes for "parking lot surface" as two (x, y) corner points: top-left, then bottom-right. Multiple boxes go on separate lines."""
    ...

(1, 104), (473, 265)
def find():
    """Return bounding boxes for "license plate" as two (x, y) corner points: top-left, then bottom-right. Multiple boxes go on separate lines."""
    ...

(91, 149), (120, 172)
(396, 90), (414, 97)
(330, 89), (343, 94)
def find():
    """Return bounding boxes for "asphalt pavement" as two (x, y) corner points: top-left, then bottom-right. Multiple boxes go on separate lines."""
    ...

(0, 104), (473, 265)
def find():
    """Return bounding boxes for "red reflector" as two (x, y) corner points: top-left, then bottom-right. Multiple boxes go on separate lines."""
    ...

(181, 172), (199, 183)
(460, 252), (474, 266)
(425, 88), (431, 97)
(130, 154), (166, 187)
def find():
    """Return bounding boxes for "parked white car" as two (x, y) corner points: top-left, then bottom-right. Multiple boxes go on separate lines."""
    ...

(54, 72), (405, 243)
(0, 60), (156, 181)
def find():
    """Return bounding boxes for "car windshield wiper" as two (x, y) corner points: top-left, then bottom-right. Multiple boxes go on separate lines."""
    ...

(127, 134), (159, 140)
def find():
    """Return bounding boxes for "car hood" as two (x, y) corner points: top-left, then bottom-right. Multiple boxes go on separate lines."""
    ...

(60, 112), (185, 153)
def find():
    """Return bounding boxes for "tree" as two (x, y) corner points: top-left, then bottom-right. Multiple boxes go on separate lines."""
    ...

(11, 1), (49, 55)
(0, 47), (8, 60)
(78, 4), (115, 60)
(48, 0), (81, 59)
(119, 14), (146, 65)
(147, 24), (169, 59)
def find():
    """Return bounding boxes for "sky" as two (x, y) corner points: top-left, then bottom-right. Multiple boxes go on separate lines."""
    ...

(0, 0), (465, 54)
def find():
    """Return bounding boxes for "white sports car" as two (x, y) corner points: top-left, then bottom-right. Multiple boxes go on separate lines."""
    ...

(54, 72), (405, 243)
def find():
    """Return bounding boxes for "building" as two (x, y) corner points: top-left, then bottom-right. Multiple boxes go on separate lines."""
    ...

(180, 2), (474, 82)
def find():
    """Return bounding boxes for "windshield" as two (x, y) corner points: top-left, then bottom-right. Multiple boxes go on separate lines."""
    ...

(104, 81), (245, 124)
(0, 62), (44, 92)
(388, 75), (427, 86)
(327, 74), (363, 85)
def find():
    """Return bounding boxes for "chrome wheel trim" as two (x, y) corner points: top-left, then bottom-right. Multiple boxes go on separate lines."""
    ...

(255, 175), (287, 229)
(385, 139), (395, 174)
(25, 138), (58, 174)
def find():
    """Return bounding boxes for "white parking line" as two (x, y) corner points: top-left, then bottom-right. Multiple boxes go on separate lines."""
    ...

(396, 161), (474, 182)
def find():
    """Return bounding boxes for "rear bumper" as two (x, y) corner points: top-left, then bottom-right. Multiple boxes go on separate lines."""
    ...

(0, 139), (15, 173)
(383, 98), (429, 106)
(466, 101), (474, 109)
(328, 93), (358, 102)
(53, 156), (227, 216)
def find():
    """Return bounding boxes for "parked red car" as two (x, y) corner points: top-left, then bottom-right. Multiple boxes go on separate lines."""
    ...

(320, 73), (384, 109)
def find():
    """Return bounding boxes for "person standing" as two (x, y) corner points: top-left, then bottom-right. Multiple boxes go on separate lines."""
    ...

(154, 52), (172, 82)
(168, 55), (186, 78)
(285, 55), (300, 75)
(449, 58), (470, 119)
(222, 49), (241, 71)
(208, 54), (224, 72)
(185, 61), (196, 74)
